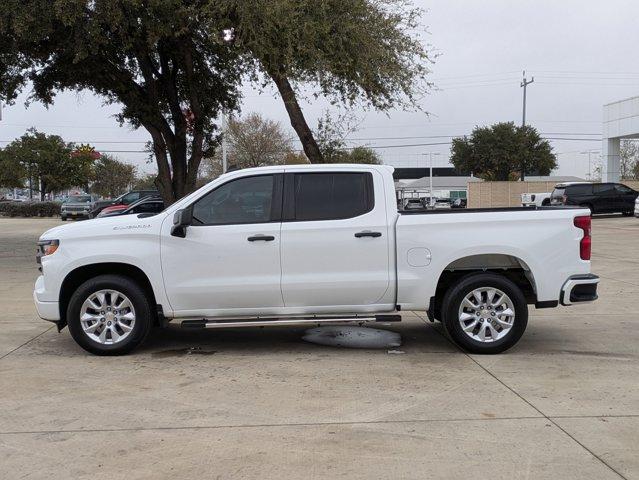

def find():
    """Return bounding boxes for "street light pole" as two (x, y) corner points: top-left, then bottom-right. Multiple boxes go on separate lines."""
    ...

(422, 152), (441, 207)
(429, 152), (434, 206)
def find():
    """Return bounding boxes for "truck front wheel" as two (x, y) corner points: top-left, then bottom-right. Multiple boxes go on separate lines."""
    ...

(440, 273), (528, 354)
(66, 274), (153, 355)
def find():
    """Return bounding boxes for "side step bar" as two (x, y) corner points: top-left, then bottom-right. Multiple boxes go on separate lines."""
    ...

(179, 314), (401, 330)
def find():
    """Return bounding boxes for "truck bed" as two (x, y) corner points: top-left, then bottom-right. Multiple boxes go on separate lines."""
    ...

(399, 206), (579, 215)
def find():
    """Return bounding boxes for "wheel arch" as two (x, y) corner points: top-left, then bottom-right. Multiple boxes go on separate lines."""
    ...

(429, 253), (538, 321)
(59, 263), (158, 329)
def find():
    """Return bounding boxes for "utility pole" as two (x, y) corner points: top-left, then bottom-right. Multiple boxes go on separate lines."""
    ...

(520, 70), (534, 181)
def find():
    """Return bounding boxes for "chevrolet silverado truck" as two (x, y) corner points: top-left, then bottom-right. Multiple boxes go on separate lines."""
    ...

(34, 164), (599, 355)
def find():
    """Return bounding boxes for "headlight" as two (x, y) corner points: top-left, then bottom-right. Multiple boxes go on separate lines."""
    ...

(37, 239), (60, 257)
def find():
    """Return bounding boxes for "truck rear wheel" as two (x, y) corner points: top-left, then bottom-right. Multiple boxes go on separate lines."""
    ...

(67, 274), (153, 355)
(440, 273), (528, 354)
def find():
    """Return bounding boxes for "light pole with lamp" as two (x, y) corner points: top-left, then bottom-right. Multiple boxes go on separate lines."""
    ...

(421, 152), (441, 207)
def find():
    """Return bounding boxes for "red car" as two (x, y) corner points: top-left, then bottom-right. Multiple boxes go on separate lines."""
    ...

(91, 190), (158, 218)
(97, 203), (129, 217)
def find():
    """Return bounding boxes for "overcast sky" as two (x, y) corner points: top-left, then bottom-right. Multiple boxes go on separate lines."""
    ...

(2, 0), (638, 177)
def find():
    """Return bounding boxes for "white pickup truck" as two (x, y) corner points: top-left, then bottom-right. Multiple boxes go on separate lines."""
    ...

(34, 164), (599, 355)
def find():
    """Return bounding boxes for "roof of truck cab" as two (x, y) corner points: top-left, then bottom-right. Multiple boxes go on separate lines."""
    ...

(221, 163), (395, 175)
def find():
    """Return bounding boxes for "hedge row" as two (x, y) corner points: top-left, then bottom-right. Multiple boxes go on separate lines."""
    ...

(0, 201), (61, 217)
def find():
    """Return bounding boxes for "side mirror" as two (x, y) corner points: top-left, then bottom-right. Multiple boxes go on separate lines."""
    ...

(171, 207), (193, 238)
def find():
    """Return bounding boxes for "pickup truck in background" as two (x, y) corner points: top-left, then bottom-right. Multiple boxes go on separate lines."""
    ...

(34, 164), (599, 356)
(521, 192), (551, 207)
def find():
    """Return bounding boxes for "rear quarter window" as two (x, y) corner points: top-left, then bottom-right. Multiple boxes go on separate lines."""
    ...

(291, 172), (374, 221)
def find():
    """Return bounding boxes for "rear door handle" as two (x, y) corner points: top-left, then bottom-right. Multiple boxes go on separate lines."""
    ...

(354, 231), (382, 238)
(247, 235), (275, 242)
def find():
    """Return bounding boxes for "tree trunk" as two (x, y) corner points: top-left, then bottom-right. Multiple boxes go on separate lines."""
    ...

(269, 71), (323, 163)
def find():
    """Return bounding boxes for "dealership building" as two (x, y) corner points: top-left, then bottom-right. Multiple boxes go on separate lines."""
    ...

(603, 95), (639, 182)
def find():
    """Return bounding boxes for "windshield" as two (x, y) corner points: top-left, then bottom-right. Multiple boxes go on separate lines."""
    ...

(551, 187), (565, 199)
(66, 195), (92, 203)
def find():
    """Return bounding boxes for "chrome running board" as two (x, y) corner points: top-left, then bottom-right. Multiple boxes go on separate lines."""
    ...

(178, 314), (400, 329)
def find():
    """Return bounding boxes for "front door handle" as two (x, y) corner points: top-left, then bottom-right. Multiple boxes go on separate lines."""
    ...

(247, 234), (275, 242)
(354, 231), (382, 238)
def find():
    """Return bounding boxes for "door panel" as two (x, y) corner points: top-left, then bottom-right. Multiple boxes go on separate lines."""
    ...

(161, 223), (283, 313)
(280, 171), (390, 307)
(161, 173), (284, 315)
(593, 184), (615, 212)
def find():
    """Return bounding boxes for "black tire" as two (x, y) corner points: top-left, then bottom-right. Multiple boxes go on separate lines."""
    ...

(440, 273), (528, 354)
(61, 216), (67, 221)
(541, 198), (550, 206)
(622, 210), (633, 217)
(67, 274), (153, 355)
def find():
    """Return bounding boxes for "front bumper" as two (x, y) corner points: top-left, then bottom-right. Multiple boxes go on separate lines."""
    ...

(560, 274), (599, 306)
(33, 275), (60, 321)
(61, 210), (90, 219)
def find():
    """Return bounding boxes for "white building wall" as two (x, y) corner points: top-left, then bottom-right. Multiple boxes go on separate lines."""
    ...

(603, 96), (639, 182)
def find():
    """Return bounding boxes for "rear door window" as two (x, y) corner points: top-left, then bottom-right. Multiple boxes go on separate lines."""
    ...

(288, 172), (374, 221)
(567, 184), (592, 195)
(594, 184), (615, 195)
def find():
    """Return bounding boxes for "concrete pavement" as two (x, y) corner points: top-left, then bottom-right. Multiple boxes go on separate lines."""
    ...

(0, 216), (637, 479)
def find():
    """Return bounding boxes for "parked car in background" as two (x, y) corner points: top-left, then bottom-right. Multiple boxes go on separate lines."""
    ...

(433, 198), (452, 210)
(451, 198), (467, 209)
(98, 196), (164, 218)
(403, 198), (427, 211)
(61, 194), (94, 221)
(90, 190), (158, 218)
(35, 164), (598, 356)
(550, 182), (638, 215)
(635, 197), (639, 217)
(521, 192), (551, 207)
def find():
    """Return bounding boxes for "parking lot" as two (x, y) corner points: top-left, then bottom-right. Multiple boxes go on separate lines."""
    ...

(0, 216), (638, 479)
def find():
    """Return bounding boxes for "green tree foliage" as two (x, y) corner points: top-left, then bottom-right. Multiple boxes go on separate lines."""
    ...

(0, 149), (27, 188)
(91, 155), (136, 198)
(1, 1), (429, 201)
(450, 122), (557, 181)
(2, 129), (95, 200)
(346, 146), (382, 164)
(213, 0), (431, 163)
(0, 1), (243, 203)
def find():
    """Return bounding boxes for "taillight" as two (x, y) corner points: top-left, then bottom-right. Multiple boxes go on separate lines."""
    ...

(574, 215), (591, 260)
